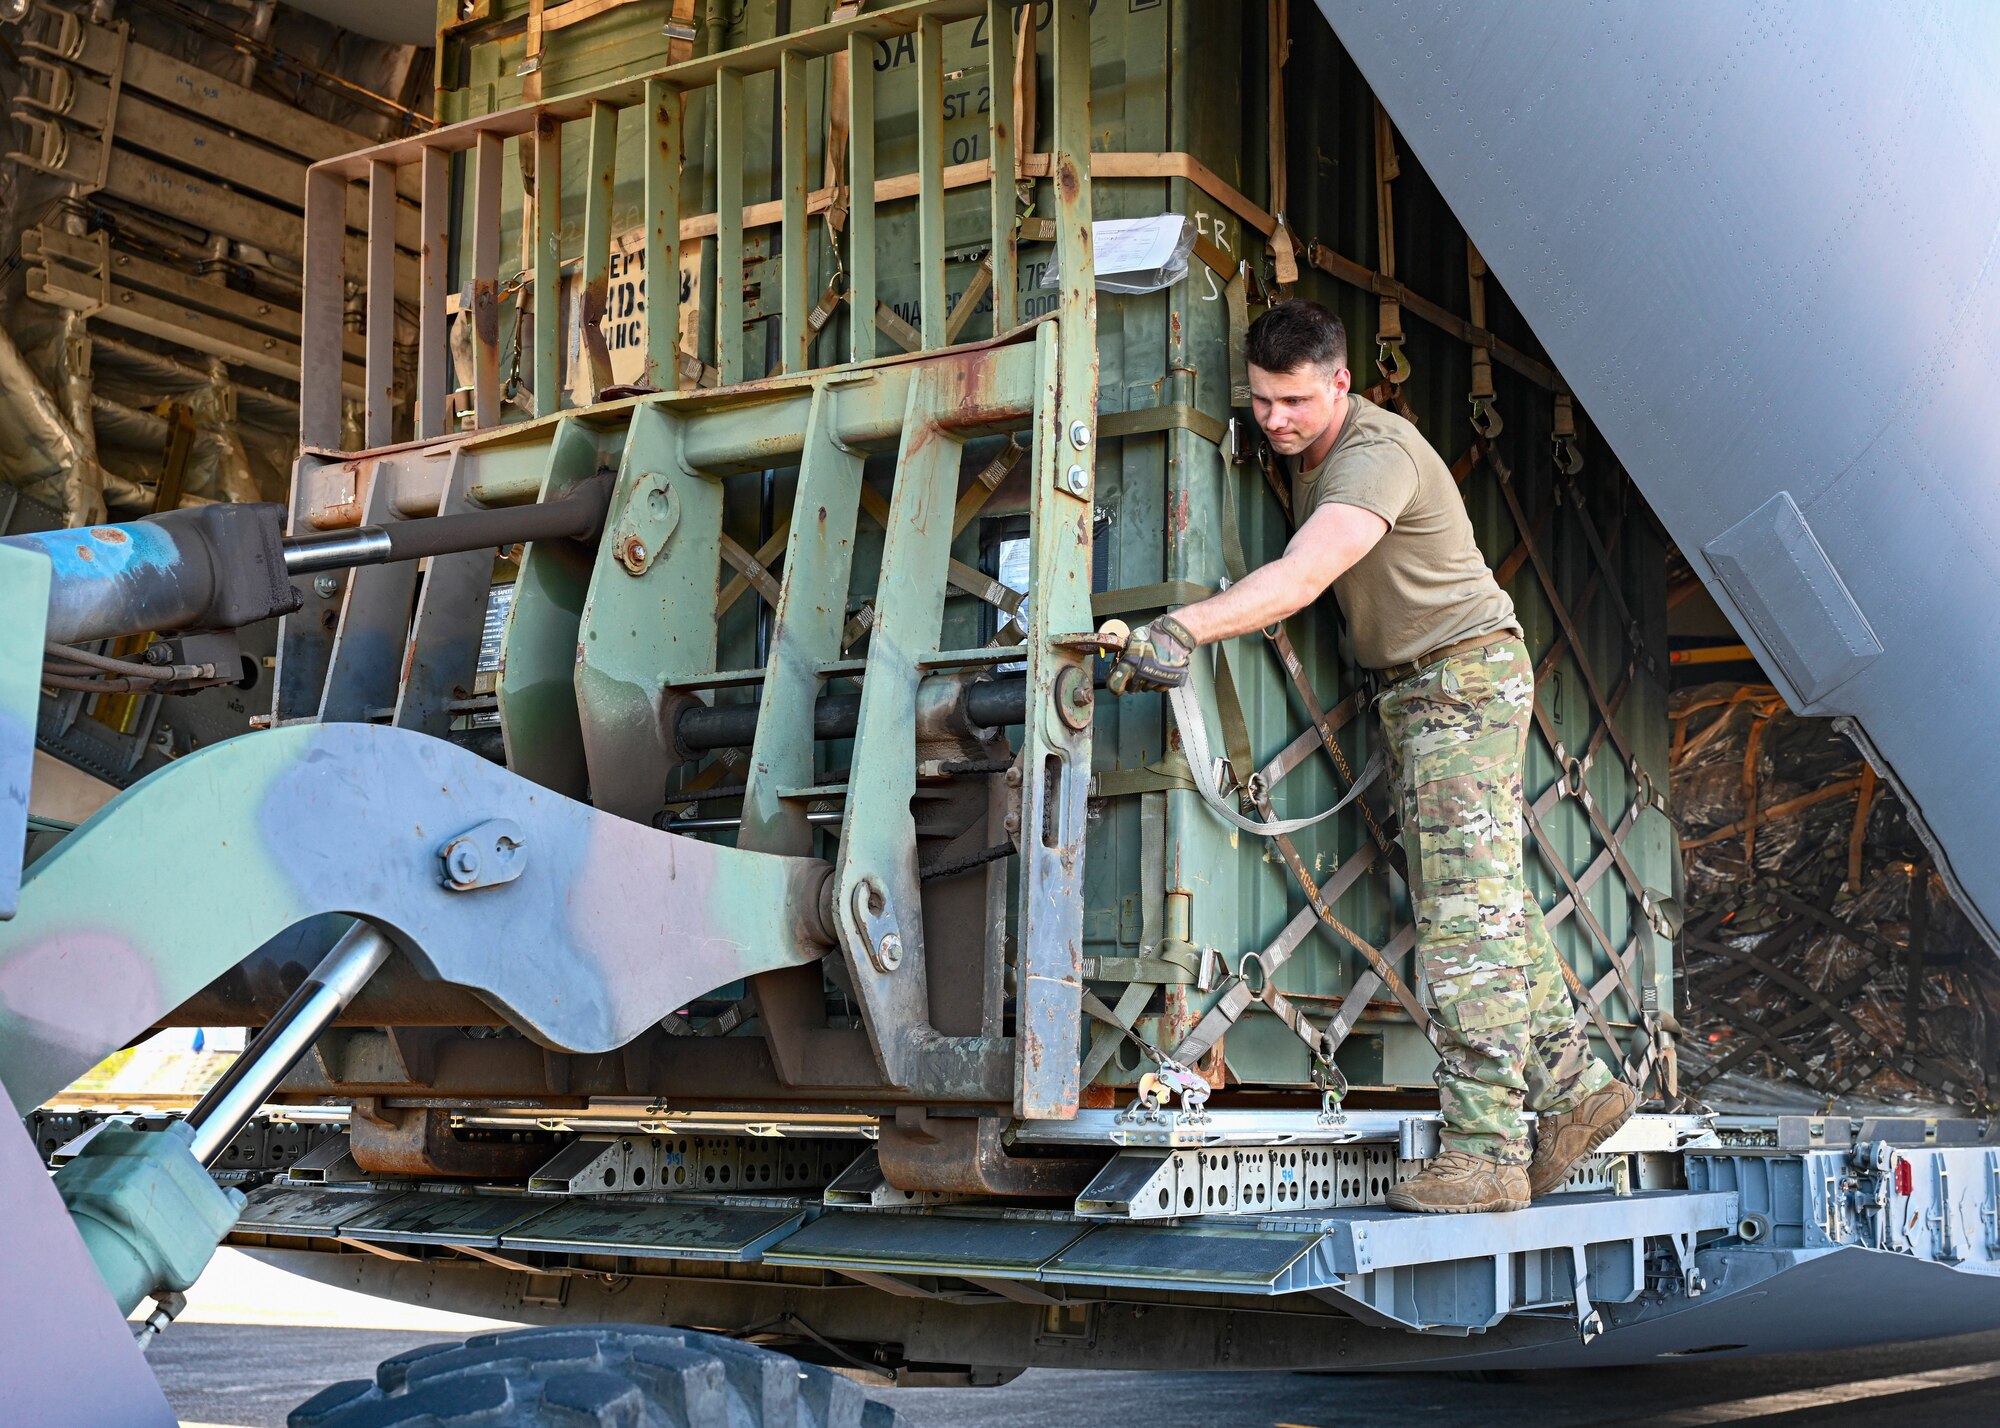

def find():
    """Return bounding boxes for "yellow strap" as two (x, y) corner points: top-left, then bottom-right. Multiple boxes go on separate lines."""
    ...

(1013, 6), (1037, 182)
(945, 258), (994, 344)
(677, 348), (717, 391)
(874, 301), (923, 354)
(522, 0), (546, 103)
(665, 0), (699, 63)
(823, 4), (860, 234)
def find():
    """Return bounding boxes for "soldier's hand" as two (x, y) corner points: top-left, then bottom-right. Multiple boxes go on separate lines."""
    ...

(1107, 613), (1196, 695)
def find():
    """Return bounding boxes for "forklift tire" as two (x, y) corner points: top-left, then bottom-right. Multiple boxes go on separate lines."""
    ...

(289, 1324), (899, 1427)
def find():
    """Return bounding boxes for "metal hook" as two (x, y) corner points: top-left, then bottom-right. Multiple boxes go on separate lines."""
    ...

(1376, 338), (1412, 386)
(1470, 395), (1505, 439)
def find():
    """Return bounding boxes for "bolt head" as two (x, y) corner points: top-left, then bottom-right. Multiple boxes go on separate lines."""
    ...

(1068, 420), (1091, 450)
(313, 573), (340, 599)
(446, 842), (481, 881)
(878, 932), (903, 968)
(1065, 464), (1088, 495)
(616, 534), (651, 574)
(1053, 664), (1094, 731)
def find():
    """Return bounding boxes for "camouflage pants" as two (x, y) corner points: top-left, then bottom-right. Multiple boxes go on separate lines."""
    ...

(1376, 637), (1615, 1165)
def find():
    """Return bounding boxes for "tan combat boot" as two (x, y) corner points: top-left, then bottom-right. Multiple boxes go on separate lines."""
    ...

(1384, 1150), (1530, 1214)
(1527, 1081), (1639, 1198)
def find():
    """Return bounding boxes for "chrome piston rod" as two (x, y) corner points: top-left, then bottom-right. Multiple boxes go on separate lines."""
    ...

(181, 921), (394, 1165)
(282, 473), (614, 576)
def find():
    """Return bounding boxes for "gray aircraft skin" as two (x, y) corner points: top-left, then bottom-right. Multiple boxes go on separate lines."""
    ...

(1322, 1), (2000, 950)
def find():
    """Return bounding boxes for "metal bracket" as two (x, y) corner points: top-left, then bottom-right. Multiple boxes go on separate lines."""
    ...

(437, 818), (526, 891)
(823, 1148), (955, 1208)
(611, 469), (679, 576)
(1666, 1229), (1705, 1297)
(1569, 1244), (1603, 1344)
(93, 19), (128, 193)
(850, 875), (904, 972)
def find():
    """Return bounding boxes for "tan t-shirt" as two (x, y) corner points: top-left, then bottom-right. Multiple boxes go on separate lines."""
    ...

(1290, 394), (1519, 669)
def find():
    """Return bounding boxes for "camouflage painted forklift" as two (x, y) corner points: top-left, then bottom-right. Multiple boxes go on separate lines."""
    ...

(7, 2), (2000, 1423)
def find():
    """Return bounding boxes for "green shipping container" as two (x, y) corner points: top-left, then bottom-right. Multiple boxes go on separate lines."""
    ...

(281, 0), (1676, 1115)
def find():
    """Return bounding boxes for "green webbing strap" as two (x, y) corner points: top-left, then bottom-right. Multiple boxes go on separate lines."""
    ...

(1140, 790), (1166, 953)
(1082, 949), (1201, 985)
(1212, 470), (1262, 788)
(1099, 404), (1229, 448)
(1219, 465), (1251, 583)
(1212, 643), (1256, 796)
(1090, 765), (1197, 799)
(1227, 268), (1252, 407)
(1092, 580), (1214, 620)
(1167, 671), (1383, 839)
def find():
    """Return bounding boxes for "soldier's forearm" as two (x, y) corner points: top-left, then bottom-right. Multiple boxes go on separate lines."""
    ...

(1173, 559), (1321, 645)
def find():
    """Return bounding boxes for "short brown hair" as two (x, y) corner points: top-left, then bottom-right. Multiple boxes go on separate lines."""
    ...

(1245, 300), (1347, 377)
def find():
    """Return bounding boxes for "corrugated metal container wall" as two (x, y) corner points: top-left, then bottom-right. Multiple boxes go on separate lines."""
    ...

(436, 0), (1676, 1100)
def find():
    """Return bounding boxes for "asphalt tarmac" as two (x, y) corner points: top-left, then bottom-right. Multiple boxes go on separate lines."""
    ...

(150, 1251), (2000, 1427)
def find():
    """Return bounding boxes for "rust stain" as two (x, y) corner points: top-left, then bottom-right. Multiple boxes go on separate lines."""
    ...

(316, 498), (363, 529)
(89, 527), (128, 544)
(74, 545), (94, 562)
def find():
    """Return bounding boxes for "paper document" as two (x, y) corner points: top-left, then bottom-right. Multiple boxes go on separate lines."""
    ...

(1045, 214), (1197, 294)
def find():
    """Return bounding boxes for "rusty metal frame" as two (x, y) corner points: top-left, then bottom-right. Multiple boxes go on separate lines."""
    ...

(274, 3), (1105, 1130)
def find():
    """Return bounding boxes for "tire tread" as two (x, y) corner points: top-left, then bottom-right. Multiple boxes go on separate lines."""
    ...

(288, 1324), (896, 1428)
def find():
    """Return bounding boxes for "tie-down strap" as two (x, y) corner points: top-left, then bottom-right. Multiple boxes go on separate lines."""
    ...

(1167, 670), (1385, 837)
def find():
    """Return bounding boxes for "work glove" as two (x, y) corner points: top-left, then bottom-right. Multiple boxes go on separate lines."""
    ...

(1107, 613), (1196, 695)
